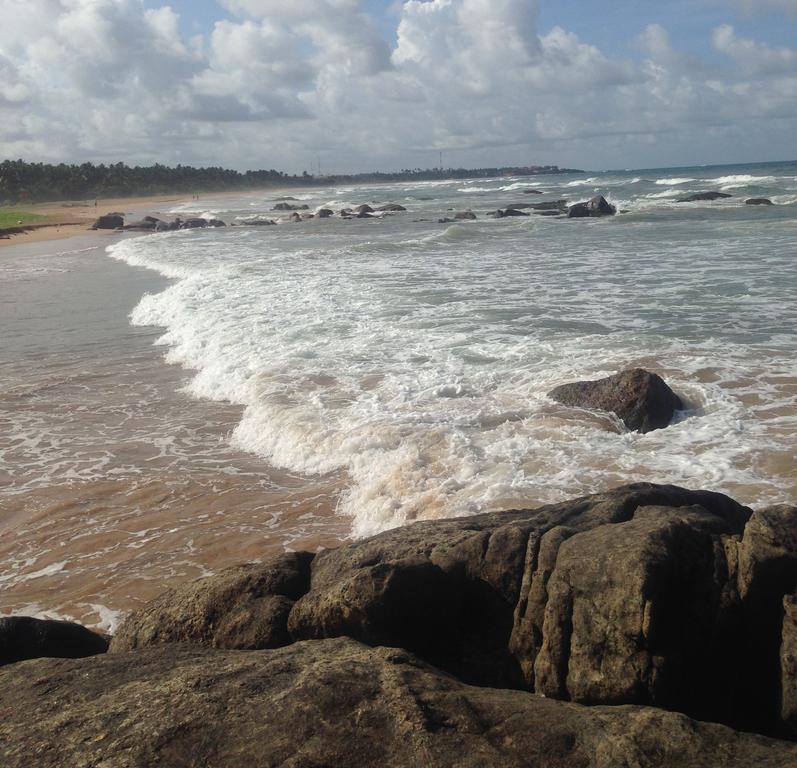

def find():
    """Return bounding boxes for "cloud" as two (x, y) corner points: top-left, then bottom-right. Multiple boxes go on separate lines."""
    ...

(712, 23), (797, 76)
(0, 0), (796, 170)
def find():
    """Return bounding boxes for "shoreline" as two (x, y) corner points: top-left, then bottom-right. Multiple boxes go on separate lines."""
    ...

(0, 187), (297, 248)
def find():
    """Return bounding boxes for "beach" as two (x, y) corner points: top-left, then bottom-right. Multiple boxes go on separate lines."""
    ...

(1, 164), (796, 633)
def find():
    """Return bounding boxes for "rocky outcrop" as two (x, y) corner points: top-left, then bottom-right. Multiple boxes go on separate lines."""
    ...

(492, 208), (529, 218)
(239, 217), (276, 226)
(91, 213), (123, 229)
(547, 368), (684, 433)
(376, 203), (407, 211)
(355, 204), (374, 214)
(317, 208), (334, 218)
(109, 552), (314, 653)
(746, 198), (774, 206)
(2, 638), (795, 768)
(676, 192), (732, 202)
(568, 195), (617, 218)
(273, 202), (309, 211)
(0, 616), (108, 666)
(180, 217), (208, 229)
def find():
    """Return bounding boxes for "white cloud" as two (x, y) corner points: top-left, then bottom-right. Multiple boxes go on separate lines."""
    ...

(0, 0), (796, 170)
(712, 24), (797, 76)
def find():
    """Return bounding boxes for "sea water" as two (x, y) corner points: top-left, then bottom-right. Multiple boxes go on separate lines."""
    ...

(109, 160), (797, 537)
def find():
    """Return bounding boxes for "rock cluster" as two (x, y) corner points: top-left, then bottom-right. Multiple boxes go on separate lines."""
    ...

(2, 483), (797, 766)
(2, 483), (797, 764)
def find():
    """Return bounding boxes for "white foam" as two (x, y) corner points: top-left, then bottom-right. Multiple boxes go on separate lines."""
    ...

(105, 205), (797, 539)
(655, 178), (696, 186)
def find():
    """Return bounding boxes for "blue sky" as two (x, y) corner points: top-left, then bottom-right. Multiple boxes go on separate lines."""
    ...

(2, 0), (797, 171)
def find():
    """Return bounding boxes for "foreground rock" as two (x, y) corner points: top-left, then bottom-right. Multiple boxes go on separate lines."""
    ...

(548, 368), (684, 433)
(0, 617), (108, 666)
(110, 552), (313, 653)
(2, 638), (795, 768)
(568, 195), (616, 218)
(677, 191), (732, 202)
(110, 480), (797, 739)
(747, 198), (774, 206)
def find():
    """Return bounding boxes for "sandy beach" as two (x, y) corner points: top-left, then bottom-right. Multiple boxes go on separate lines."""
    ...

(0, 188), (288, 248)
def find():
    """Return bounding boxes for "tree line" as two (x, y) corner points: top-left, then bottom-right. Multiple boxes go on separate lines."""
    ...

(0, 159), (582, 203)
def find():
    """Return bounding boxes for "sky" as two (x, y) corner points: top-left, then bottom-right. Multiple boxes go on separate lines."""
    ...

(1, 0), (796, 173)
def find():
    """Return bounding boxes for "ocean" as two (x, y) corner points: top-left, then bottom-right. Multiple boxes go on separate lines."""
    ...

(1, 160), (796, 630)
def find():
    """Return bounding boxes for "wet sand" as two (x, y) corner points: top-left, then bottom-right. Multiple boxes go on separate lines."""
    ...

(0, 235), (349, 631)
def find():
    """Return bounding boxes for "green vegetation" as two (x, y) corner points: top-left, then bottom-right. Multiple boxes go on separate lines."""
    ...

(0, 159), (582, 204)
(0, 208), (47, 228)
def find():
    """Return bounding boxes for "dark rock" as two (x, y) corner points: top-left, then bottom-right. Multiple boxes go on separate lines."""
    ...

(239, 218), (276, 226)
(437, 218), (455, 223)
(530, 200), (568, 211)
(317, 208), (334, 218)
(782, 594), (797, 737)
(206, 218), (226, 227)
(110, 552), (314, 653)
(274, 196), (298, 201)
(180, 218), (208, 229)
(746, 198), (774, 206)
(676, 192), (733, 203)
(547, 368), (683, 433)
(91, 214), (123, 229)
(735, 505), (797, 734)
(375, 203), (407, 212)
(568, 195), (617, 218)
(0, 616), (108, 666)
(273, 203), (309, 211)
(288, 212), (302, 223)
(499, 208), (529, 217)
(523, 189), (544, 194)
(534, 210), (563, 217)
(287, 483), (755, 710)
(453, 211), (477, 220)
(354, 204), (374, 214)
(2, 638), (795, 767)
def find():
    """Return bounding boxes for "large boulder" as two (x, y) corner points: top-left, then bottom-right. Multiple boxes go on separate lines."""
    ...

(110, 551), (314, 653)
(1, 638), (795, 768)
(317, 208), (334, 218)
(677, 192), (732, 203)
(91, 214), (123, 229)
(0, 616), (108, 666)
(287, 484), (756, 712)
(355, 204), (375, 214)
(547, 368), (684, 433)
(568, 195), (617, 218)
(746, 198), (774, 206)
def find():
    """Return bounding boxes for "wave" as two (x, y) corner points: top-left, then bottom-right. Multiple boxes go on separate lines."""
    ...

(655, 178), (696, 186)
(105, 222), (797, 537)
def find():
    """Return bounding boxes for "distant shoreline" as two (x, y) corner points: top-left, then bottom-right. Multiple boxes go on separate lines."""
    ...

(0, 187), (291, 248)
